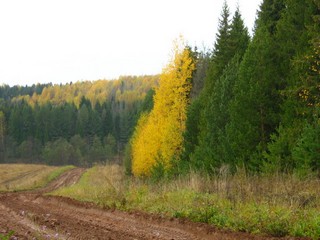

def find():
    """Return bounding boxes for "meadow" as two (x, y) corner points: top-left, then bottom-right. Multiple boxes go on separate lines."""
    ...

(0, 164), (74, 192)
(52, 164), (320, 239)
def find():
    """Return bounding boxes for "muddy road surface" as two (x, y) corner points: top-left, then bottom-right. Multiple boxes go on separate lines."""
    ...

(0, 168), (308, 240)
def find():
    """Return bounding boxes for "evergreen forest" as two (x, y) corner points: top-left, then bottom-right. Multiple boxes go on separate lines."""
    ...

(0, 76), (159, 166)
(129, 0), (320, 178)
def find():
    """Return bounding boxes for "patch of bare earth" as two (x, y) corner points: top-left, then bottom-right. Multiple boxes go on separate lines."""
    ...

(0, 168), (311, 240)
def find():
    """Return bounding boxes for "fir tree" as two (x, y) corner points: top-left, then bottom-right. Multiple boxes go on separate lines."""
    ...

(226, 0), (286, 170)
(187, 5), (250, 172)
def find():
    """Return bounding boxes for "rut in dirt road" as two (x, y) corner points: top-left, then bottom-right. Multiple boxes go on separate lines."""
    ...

(1, 193), (304, 240)
(0, 168), (309, 240)
(0, 167), (87, 239)
(36, 168), (86, 193)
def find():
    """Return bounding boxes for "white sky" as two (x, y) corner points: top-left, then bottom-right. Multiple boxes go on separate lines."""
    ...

(0, 0), (262, 87)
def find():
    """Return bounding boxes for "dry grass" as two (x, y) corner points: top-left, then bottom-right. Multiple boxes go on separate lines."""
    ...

(0, 164), (72, 192)
(165, 168), (320, 209)
(52, 163), (320, 210)
(53, 164), (320, 239)
(52, 164), (128, 207)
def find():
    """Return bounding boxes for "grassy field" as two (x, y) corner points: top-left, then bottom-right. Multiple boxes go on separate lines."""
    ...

(52, 164), (320, 239)
(0, 164), (74, 192)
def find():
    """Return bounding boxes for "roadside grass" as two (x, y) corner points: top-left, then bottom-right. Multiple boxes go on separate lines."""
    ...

(52, 164), (320, 239)
(0, 164), (74, 192)
(51, 165), (128, 207)
(0, 231), (14, 240)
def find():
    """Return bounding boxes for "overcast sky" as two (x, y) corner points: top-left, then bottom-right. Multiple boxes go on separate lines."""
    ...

(0, 0), (262, 87)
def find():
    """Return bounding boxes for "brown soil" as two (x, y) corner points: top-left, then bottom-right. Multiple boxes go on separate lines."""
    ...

(0, 168), (310, 240)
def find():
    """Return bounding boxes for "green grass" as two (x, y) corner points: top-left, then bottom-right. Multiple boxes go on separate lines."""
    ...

(0, 231), (14, 240)
(46, 165), (75, 183)
(52, 164), (320, 239)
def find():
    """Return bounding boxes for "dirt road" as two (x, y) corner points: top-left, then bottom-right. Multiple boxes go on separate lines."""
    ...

(0, 168), (309, 240)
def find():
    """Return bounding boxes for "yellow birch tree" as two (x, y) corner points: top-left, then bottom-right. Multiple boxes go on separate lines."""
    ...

(131, 40), (196, 176)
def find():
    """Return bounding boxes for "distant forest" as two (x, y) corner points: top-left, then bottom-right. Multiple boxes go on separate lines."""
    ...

(0, 76), (158, 166)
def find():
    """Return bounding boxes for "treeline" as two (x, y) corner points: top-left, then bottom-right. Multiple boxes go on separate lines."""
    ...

(0, 83), (50, 100)
(129, 0), (320, 177)
(0, 75), (158, 166)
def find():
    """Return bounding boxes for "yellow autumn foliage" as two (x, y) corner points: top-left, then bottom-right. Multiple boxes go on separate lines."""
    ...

(11, 76), (159, 108)
(131, 41), (196, 176)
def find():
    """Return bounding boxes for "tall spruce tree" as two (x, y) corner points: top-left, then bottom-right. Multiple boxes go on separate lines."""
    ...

(229, 6), (250, 57)
(186, 5), (250, 172)
(181, 2), (231, 166)
(209, 1), (232, 87)
(225, 0), (286, 171)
